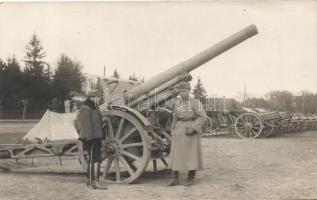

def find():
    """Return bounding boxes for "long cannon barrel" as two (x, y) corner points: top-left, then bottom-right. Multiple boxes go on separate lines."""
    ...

(124, 24), (258, 100)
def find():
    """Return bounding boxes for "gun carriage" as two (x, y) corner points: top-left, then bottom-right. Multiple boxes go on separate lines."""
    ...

(204, 110), (237, 136)
(0, 25), (258, 183)
(234, 107), (317, 139)
(276, 111), (292, 133)
(305, 114), (317, 130)
(290, 113), (306, 132)
(234, 108), (281, 139)
(290, 113), (317, 132)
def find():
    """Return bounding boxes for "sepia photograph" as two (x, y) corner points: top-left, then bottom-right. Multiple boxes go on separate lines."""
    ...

(0, 1), (317, 199)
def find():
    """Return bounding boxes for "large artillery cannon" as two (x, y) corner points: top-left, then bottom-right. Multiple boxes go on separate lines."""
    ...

(0, 24), (258, 183)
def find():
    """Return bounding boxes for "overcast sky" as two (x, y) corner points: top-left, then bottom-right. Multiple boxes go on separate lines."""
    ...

(0, 1), (316, 100)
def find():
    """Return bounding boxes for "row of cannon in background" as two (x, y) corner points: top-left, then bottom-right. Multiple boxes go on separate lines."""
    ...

(203, 108), (317, 139)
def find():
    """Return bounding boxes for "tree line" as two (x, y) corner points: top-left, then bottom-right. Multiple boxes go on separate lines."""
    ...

(244, 91), (317, 114)
(0, 34), (142, 115)
(192, 78), (317, 114)
(0, 34), (85, 113)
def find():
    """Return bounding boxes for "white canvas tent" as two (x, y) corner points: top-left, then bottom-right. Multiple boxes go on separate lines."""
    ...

(23, 110), (79, 142)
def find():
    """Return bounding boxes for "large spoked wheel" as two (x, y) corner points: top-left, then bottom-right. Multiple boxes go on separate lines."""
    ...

(277, 120), (292, 133)
(100, 109), (151, 184)
(290, 121), (298, 132)
(204, 116), (213, 133)
(261, 120), (276, 137)
(301, 121), (308, 131)
(294, 121), (303, 132)
(313, 121), (317, 130)
(235, 113), (263, 139)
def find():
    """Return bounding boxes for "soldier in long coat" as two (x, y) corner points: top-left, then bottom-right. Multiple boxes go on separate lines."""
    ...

(168, 81), (207, 186)
(73, 91), (107, 189)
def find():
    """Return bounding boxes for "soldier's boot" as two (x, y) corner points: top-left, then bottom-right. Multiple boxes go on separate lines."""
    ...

(86, 158), (95, 188)
(167, 171), (179, 186)
(82, 152), (90, 186)
(184, 170), (196, 187)
(89, 164), (97, 189)
(94, 162), (107, 190)
(87, 144), (98, 189)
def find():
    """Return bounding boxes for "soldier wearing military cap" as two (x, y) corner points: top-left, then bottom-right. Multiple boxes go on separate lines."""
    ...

(72, 90), (107, 189)
(168, 81), (207, 186)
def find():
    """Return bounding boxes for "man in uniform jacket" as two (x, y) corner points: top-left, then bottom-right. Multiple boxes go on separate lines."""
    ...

(168, 81), (207, 186)
(73, 90), (107, 189)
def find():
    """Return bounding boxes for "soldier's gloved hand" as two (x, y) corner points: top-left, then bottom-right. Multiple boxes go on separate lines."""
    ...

(185, 127), (196, 136)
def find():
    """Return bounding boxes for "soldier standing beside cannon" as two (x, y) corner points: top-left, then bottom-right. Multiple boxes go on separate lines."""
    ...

(72, 90), (107, 190)
(168, 81), (207, 186)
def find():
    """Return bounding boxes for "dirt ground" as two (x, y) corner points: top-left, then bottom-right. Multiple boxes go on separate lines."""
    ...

(1, 122), (317, 200)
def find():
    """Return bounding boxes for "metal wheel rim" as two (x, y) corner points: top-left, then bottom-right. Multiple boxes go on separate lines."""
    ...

(234, 112), (263, 139)
(100, 110), (151, 184)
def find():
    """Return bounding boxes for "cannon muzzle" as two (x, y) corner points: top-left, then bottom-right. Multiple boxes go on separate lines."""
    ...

(124, 24), (258, 100)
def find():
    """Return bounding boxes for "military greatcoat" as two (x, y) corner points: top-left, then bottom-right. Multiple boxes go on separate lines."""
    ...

(168, 96), (207, 171)
(75, 105), (103, 140)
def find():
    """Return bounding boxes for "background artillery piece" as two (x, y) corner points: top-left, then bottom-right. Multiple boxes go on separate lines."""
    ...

(203, 110), (237, 136)
(304, 114), (317, 130)
(233, 108), (317, 139)
(290, 113), (317, 132)
(234, 109), (281, 139)
(0, 24), (258, 183)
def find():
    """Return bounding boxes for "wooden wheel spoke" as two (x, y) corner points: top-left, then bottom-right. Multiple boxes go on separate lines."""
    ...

(119, 127), (137, 142)
(238, 125), (248, 132)
(243, 128), (249, 137)
(249, 117), (257, 123)
(248, 129), (254, 137)
(252, 123), (261, 128)
(238, 129), (247, 135)
(115, 158), (121, 182)
(244, 115), (251, 123)
(237, 122), (246, 126)
(121, 142), (144, 149)
(102, 157), (113, 179)
(107, 118), (115, 138)
(115, 118), (125, 140)
(121, 150), (141, 162)
(97, 110), (151, 184)
(251, 126), (260, 132)
(249, 128), (257, 136)
(118, 155), (135, 175)
(160, 130), (171, 140)
(240, 116), (247, 123)
(245, 129), (252, 136)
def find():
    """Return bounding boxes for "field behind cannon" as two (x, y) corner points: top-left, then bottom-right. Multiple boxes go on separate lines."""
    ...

(1, 122), (317, 200)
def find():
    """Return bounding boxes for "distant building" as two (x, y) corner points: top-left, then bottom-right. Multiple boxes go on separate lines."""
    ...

(293, 94), (317, 114)
(204, 97), (240, 111)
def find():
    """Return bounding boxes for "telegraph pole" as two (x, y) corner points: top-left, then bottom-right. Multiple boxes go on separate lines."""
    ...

(223, 96), (226, 111)
(302, 92), (305, 113)
(243, 82), (246, 104)
(213, 89), (216, 111)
